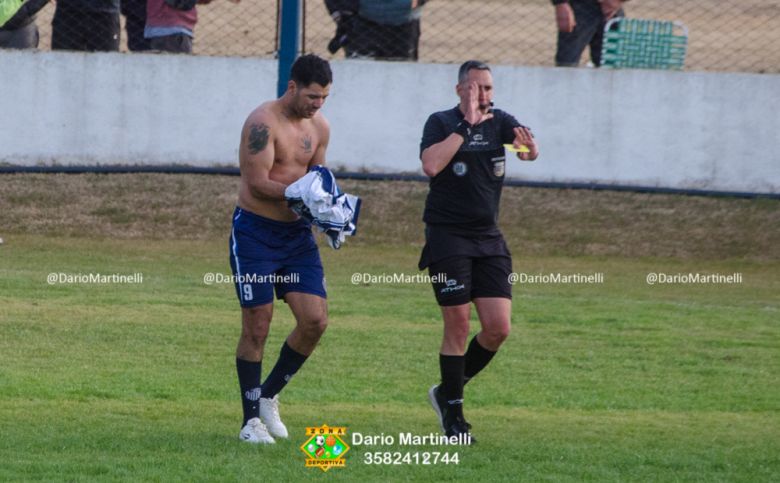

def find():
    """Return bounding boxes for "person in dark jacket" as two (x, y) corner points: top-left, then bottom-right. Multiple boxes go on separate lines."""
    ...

(51, 0), (120, 52)
(325, 0), (425, 61)
(121, 0), (151, 51)
(552, 0), (627, 67)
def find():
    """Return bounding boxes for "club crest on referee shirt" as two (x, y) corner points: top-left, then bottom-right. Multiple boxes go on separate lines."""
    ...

(452, 161), (468, 176)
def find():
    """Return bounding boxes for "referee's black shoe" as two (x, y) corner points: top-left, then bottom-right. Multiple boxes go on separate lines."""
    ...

(444, 415), (475, 444)
(428, 385), (475, 444)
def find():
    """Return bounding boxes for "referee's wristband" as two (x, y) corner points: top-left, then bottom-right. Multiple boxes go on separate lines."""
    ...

(454, 121), (472, 142)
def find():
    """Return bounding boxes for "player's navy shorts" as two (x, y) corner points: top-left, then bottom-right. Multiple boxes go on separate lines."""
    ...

(229, 207), (326, 307)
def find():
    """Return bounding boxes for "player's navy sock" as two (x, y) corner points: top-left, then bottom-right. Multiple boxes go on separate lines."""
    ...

(236, 358), (262, 426)
(464, 335), (497, 385)
(260, 341), (308, 399)
(439, 354), (465, 419)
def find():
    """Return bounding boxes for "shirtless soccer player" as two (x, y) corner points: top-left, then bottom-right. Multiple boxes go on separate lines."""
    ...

(229, 54), (332, 444)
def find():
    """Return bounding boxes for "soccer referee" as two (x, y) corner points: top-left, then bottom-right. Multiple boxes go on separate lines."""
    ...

(418, 60), (539, 441)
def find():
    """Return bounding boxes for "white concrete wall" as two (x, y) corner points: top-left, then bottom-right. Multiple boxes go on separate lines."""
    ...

(0, 50), (276, 166)
(1, 50), (778, 193)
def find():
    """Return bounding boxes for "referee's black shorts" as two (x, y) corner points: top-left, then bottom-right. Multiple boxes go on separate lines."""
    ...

(428, 255), (512, 306)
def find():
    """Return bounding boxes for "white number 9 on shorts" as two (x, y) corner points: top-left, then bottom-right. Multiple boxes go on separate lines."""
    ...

(242, 284), (254, 301)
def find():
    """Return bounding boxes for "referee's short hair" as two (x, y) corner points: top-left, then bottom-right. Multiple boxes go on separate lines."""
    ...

(458, 60), (491, 84)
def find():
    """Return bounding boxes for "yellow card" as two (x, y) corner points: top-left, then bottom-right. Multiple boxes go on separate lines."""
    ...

(504, 143), (530, 153)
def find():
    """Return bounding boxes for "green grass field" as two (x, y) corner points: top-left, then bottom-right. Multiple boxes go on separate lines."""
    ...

(1, 174), (779, 481)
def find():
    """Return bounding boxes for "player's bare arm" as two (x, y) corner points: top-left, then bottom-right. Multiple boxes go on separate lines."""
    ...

(237, 108), (286, 209)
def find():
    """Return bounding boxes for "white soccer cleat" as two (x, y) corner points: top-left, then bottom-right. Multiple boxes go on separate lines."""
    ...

(239, 417), (275, 444)
(259, 395), (288, 439)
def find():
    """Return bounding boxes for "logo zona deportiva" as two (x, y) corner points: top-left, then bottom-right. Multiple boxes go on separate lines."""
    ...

(300, 424), (350, 472)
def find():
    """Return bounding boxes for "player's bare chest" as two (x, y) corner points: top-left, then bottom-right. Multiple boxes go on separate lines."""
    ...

(274, 124), (319, 165)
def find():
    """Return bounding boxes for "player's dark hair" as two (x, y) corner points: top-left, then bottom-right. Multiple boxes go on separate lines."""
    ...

(458, 60), (490, 84)
(291, 54), (333, 88)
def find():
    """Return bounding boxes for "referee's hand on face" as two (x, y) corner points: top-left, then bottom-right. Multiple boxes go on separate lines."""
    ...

(458, 81), (494, 126)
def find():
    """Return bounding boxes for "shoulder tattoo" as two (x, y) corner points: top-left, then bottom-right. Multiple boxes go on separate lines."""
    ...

(247, 123), (270, 154)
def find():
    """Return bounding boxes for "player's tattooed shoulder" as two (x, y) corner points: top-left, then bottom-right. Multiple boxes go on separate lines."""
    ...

(248, 123), (270, 154)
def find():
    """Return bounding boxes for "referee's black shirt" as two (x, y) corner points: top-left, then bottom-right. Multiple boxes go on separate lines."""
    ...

(420, 106), (522, 230)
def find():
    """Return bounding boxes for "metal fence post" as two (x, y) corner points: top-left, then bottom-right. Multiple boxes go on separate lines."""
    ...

(277, 0), (302, 98)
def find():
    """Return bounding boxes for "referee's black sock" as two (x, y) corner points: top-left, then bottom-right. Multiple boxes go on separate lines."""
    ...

(236, 358), (262, 426)
(261, 341), (308, 399)
(439, 354), (465, 420)
(463, 335), (497, 385)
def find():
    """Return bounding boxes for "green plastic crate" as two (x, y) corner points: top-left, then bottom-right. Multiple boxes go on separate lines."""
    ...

(601, 18), (688, 70)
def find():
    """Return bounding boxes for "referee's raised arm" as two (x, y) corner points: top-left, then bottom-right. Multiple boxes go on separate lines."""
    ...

(420, 65), (496, 177)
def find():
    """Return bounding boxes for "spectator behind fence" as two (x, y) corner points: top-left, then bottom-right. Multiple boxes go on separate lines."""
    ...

(326, 0), (426, 61)
(145, 0), (238, 54)
(52, 0), (121, 52)
(553, 0), (626, 67)
(0, 0), (49, 48)
(122, 0), (151, 51)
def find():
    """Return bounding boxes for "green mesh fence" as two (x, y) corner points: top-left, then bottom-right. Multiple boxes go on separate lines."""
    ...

(601, 18), (688, 70)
